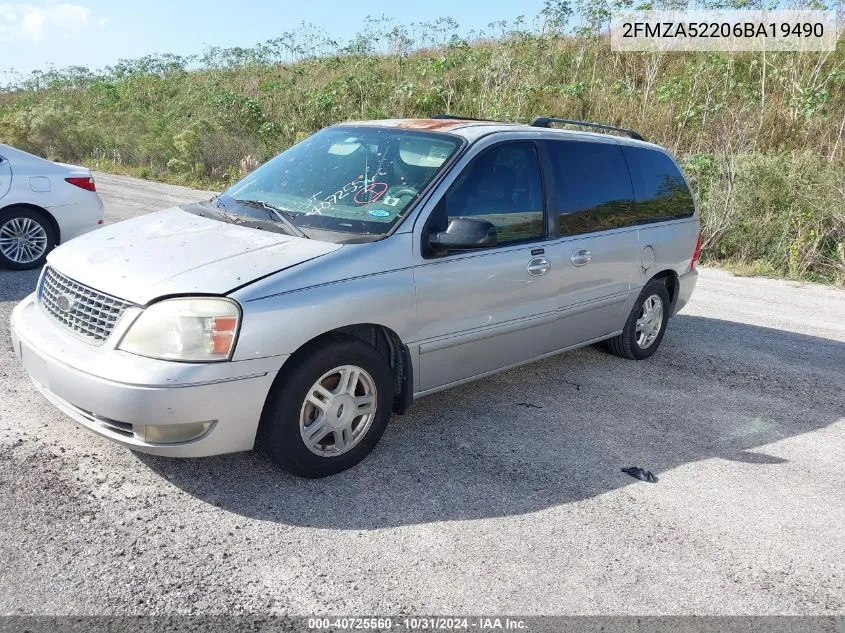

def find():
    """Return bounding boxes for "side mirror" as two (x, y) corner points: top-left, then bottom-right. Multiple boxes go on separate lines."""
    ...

(428, 217), (497, 251)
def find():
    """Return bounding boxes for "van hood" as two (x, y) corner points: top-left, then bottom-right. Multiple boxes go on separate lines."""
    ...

(47, 207), (342, 305)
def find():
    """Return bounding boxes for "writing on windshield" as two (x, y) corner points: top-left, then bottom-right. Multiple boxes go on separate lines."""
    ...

(221, 126), (460, 236)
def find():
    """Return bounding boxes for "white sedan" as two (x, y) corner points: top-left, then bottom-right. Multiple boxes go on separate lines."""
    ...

(0, 143), (104, 269)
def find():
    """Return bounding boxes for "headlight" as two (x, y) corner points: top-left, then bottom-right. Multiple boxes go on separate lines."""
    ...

(119, 298), (241, 362)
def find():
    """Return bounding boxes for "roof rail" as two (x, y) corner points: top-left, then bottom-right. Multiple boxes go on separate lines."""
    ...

(531, 117), (645, 141)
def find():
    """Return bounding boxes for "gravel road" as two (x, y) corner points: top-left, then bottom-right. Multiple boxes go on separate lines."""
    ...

(1, 172), (843, 616)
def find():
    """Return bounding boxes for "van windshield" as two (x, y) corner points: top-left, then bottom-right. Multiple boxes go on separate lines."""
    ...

(215, 126), (461, 240)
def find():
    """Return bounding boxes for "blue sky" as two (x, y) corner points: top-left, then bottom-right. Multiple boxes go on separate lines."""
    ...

(0, 0), (547, 74)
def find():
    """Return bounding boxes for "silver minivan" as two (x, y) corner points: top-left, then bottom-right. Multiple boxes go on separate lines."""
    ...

(11, 116), (701, 477)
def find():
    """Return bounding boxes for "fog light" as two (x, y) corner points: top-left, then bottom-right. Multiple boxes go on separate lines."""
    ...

(143, 421), (215, 444)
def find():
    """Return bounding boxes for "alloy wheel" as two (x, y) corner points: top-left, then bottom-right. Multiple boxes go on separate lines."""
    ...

(0, 217), (49, 264)
(635, 294), (664, 349)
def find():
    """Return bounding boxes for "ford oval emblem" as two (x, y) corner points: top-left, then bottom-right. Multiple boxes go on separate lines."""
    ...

(55, 293), (75, 313)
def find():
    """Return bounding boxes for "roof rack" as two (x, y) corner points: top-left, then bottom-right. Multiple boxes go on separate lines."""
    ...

(531, 117), (645, 141)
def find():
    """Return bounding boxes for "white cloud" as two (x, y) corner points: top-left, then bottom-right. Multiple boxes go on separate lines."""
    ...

(0, 3), (92, 43)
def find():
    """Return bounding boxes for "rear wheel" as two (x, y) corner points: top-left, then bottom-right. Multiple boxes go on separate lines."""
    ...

(257, 336), (394, 478)
(606, 279), (671, 360)
(0, 207), (56, 270)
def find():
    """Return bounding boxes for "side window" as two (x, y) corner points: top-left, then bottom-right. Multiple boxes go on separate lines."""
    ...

(547, 140), (634, 237)
(622, 146), (695, 223)
(444, 142), (544, 245)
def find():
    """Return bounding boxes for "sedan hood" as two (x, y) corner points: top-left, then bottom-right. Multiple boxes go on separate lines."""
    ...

(47, 207), (342, 305)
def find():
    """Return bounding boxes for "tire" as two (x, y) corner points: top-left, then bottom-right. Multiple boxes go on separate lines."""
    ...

(0, 207), (56, 270)
(606, 279), (671, 360)
(257, 335), (394, 478)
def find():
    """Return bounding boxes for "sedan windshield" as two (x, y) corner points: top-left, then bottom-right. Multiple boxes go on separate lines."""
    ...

(216, 126), (461, 240)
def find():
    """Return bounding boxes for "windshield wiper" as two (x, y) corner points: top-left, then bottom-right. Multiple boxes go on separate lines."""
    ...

(234, 199), (309, 239)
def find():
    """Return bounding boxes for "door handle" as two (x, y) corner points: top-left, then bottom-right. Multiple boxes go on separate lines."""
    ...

(570, 249), (592, 267)
(527, 257), (551, 276)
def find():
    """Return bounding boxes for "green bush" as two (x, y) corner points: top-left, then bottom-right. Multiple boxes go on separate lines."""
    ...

(688, 153), (845, 284)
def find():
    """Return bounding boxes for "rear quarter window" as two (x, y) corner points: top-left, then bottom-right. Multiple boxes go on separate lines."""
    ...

(621, 146), (695, 223)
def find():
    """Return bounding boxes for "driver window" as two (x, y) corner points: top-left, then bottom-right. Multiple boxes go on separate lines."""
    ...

(444, 142), (544, 245)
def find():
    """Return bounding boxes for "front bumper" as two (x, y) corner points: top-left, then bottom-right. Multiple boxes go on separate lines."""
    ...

(10, 292), (286, 457)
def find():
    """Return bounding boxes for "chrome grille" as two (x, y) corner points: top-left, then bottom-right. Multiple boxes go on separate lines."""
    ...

(39, 267), (134, 344)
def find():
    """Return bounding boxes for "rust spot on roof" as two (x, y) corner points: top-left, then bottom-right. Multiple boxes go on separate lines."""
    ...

(342, 118), (523, 132)
(394, 118), (470, 131)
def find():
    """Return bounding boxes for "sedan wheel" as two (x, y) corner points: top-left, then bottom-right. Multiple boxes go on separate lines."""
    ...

(0, 208), (56, 270)
(0, 217), (48, 264)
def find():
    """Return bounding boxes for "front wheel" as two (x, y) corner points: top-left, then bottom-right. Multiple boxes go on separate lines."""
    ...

(606, 279), (671, 360)
(257, 336), (394, 478)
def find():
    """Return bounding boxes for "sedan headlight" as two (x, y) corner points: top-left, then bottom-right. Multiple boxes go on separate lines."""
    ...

(119, 298), (241, 362)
